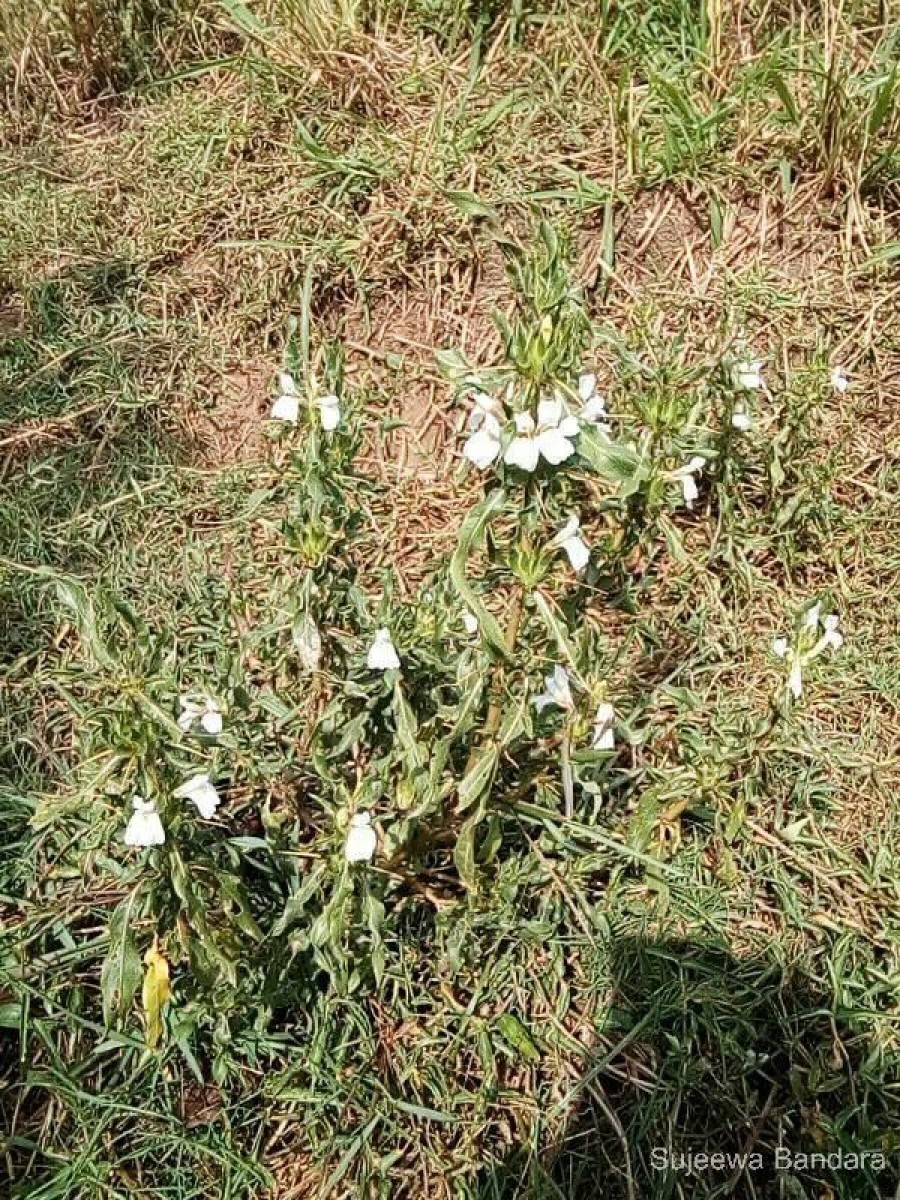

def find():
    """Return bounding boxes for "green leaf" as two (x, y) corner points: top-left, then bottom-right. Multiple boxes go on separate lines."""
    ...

(769, 70), (798, 123)
(458, 745), (499, 813)
(272, 865), (326, 937)
(533, 592), (578, 669)
(365, 889), (386, 986)
(497, 1013), (540, 1062)
(393, 682), (427, 771)
(100, 895), (142, 1028)
(54, 576), (115, 670)
(577, 428), (646, 492)
(444, 189), (499, 222)
(450, 489), (510, 661)
(658, 513), (688, 563)
(867, 68), (896, 137)
(597, 194), (616, 296)
(454, 807), (483, 889)
(434, 347), (474, 383)
(217, 0), (269, 37)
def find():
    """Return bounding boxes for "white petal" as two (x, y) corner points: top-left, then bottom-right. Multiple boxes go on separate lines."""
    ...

(788, 658), (803, 698)
(731, 410), (752, 431)
(831, 367), (849, 394)
(592, 702), (615, 750)
(473, 390), (500, 417)
(682, 474), (699, 506)
(318, 395), (340, 431)
(367, 629), (400, 671)
(504, 436), (540, 472)
(174, 773), (221, 819)
(563, 536), (590, 572)
(804, 603), (821, 630)
(125, 799), (165, 847)
(533, 692), (554, 713)
(552, 515), (580, 544)
(193, 796), (218, 820)
(824, 630), (844, 651)
(558, 415), (581, 438)
(177, 707), (196, 732)
(736, 361), (764, 390)
(278, 372), (299, 396)
(271, 393), (300, 423)
(578, 373), (597, 402)
(686, 456), (707, 473)
(580, 395), (608, 426)
(772, 636), (789, 658)
(536, 428), (575, 465)
(537, 397), (564, 429)
(823, 613), (840, 632)
(513, 411), (535, 434)
(463, 428), (501, 469)
(200, 708), (223, 735)
(462, 611), (479, 634)
(546, 665), (573, 709)
(345, 815), (377, 863)
(173, 772), (209, 797)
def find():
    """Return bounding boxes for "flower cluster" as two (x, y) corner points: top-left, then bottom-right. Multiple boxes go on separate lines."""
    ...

(533, 666), (617, 752)
(271, 371), (341, 432)
(462, 374), (608, 473)
(124, 696), (224, 847)
(773, 603), (844, 698)
(124, 626), (407, 862)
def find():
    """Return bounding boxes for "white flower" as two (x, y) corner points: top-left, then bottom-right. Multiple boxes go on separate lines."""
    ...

(534, 665), (574, 713)
(317, 392), (341, 432)
(821, 613), (843, 651)
(178, 696), (223, 736)
(592, 701), (615, 750)
(462, 393), (503, 469)
(831, 367), (849, 394)
(504, 411), (540, 471)
(124, 796), (165, 847)
(673, 455), (707, 508)
(735, 360), (764, 390)
(504, 397), (580, 471)
(731, 405), (752, 431)
(367, 627), (400, 671)
(174, 773), (221, 820)
(271, 371), (301, 423)
(551, 515), (590, 572)
(294, 614), (323, 671)
(577, 373), (610, 431)
(774, 609), (841, 699)
(788, 657), (803, 699)
(773, 634), (803, 695)
(462, 610), (479, 634)
(345, 812), (377, 863)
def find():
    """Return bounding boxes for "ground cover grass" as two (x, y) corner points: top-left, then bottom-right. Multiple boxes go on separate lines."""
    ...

(2, 1), (900, 1197)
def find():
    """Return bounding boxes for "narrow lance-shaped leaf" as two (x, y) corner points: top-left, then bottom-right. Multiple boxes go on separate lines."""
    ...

(457, 745), (500, 813)
(100, 894), (142, 1027)
(454, 804), (484, 890)
(54, 576), (115, 671)
(450, 489), (510, 661)
(533, 591), (579, 673)
(393, 681), (427, 771)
